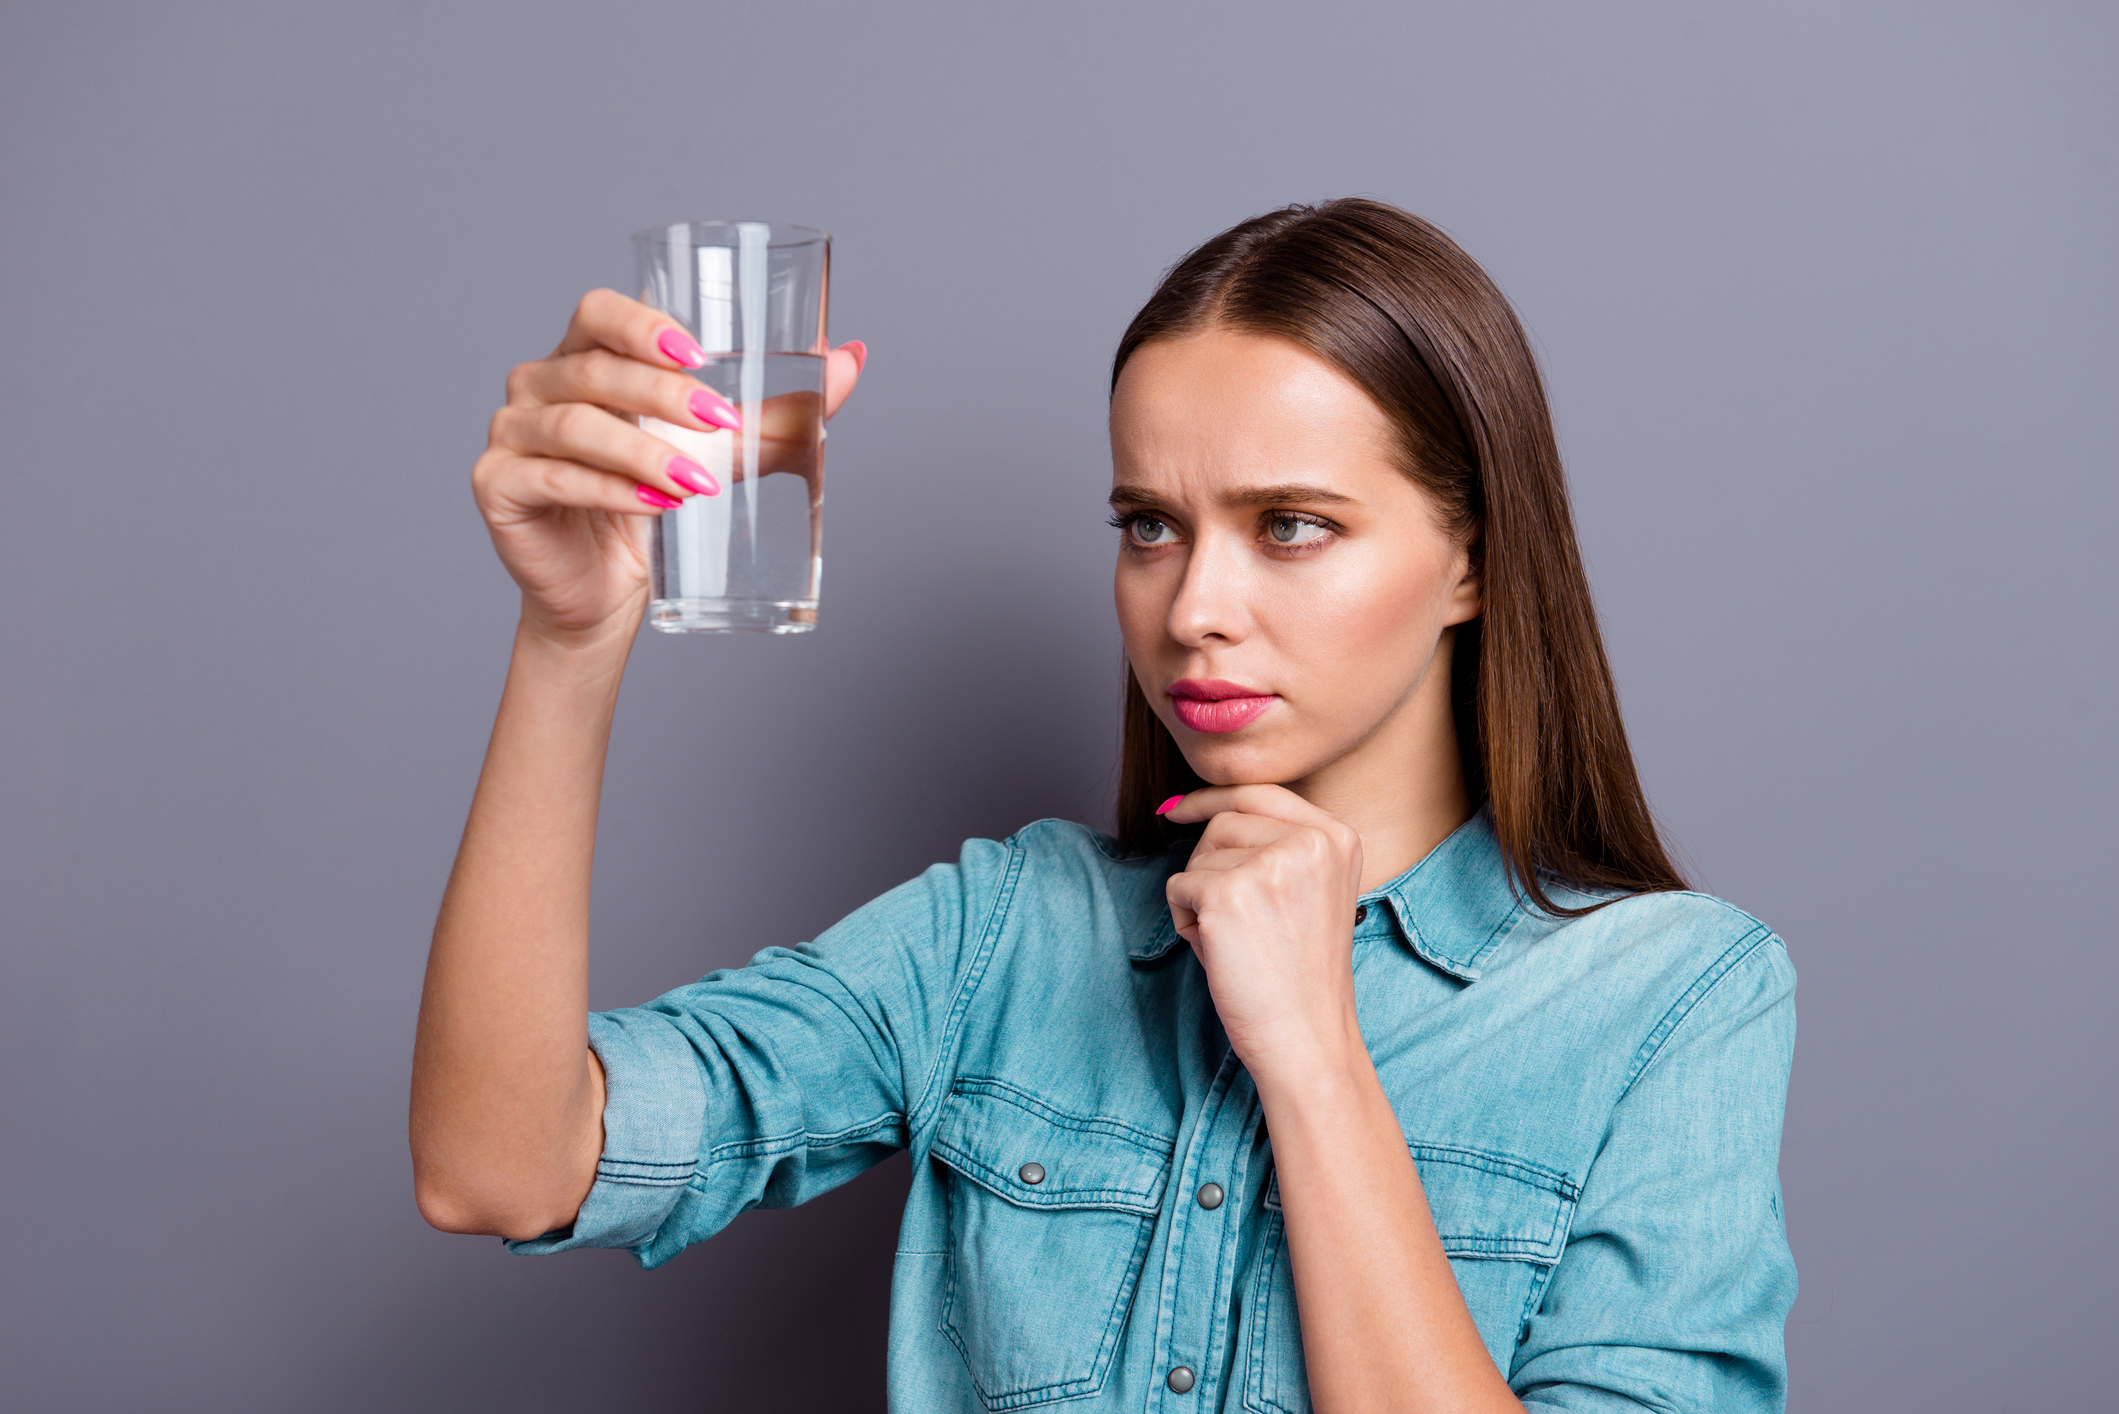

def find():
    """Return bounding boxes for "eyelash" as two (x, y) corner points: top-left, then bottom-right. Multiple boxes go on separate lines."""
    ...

(1107, 510), (1339, 550)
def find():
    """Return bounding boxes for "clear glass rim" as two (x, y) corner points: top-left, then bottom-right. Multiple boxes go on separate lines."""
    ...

(631, 219), (830, 249)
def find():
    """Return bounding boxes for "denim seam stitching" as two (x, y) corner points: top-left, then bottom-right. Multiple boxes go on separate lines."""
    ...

(1509, 1262), (1558, 1375)
(1271, 1144), (1575, 1260)
(938, 1195), (1155, 1407)
(703, 1110), (905, 1165)
(907, 836), (1029, 1141)
(949, 1076), (1179, 1153)
(1392, 899), (1485, 981)
(1464, 897), (1530, 972)
(1616, 924), (1776, 1103)
(592, 1171), (694, 1189)
(1635, 932), (1785, 1094)
(1435, 1239), (1562, 1262)
(1244, 1210), (1299, 1414)
(930, 1144), (1165, 1211)
(1188, 1059), (1263, 1413)
(1406, 1142), (1580, 1200)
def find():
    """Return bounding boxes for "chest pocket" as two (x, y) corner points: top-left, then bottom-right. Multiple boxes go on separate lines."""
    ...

(1243, 1142), (1579, 1414)
(931, 1079), (1174, 1411)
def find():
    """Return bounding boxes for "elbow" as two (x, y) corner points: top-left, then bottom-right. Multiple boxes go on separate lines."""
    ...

(413, 1174), (491, 1236)
(413, 1169), (571, 1242)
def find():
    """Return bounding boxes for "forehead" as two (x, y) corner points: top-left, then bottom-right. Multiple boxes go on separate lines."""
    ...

(1108, 328), (1401, 491)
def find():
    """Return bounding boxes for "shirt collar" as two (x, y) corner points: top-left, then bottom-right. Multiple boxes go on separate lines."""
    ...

(1126, 804), (1523, 981)
(1376, 805), (1521, 982)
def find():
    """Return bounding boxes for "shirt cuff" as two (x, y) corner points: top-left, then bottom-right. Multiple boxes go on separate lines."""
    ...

(505, 1008), (709, 1256)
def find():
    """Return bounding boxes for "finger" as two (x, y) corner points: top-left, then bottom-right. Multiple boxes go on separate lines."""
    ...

(1158, 784), (1344, 832)
(1178, 847), (1259, 876)
(508, 347), (741, 433)
(491, 402), (719, 503)
(1164, 875), (1202, 945)
(1196, 812), (1298, 852)
(477, 452), (679, 518)
(822, 340), (866, 420)
(551, 287), (714, 375)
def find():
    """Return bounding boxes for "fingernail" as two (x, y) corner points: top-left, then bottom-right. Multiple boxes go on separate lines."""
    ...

(1155, 795), (1185, 815)
(636, 485), (682, 510)
(657, 327), (709, 369)
(667, 456), (719, 497)
(688, 387), (742, 431)
(841, 339), (868, 373)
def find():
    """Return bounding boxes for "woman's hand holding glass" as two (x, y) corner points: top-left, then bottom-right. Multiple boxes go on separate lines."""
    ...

(1159, 785), (1369, 1080)
(471, 288), (864, 644)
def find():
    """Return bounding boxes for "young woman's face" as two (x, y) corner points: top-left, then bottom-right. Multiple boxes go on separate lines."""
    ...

(1110, 328), (1480, 792)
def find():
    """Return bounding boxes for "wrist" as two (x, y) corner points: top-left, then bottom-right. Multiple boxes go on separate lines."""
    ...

(514, 605), (640, 665)
(502, 616), (637, 720)
(1242, 1007), (1374, 1107)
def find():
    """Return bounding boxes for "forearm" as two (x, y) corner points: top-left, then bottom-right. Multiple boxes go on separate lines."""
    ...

(1254, 1031), (1523, 1414)
(410, 613), (631, 1238)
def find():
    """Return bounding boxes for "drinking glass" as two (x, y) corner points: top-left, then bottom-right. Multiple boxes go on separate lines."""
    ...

(634, 221), (830, 633)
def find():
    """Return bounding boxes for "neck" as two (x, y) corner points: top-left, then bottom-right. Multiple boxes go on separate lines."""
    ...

(1289, 629), (1473, 894)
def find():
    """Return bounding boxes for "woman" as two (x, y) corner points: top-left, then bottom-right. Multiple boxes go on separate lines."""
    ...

(412, 199), (1796, 1413)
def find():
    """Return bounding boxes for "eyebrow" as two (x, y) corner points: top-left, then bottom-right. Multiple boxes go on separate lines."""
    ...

(1108, 482), (1358, 510)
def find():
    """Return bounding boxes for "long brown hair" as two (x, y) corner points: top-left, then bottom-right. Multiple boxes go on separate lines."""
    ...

(1111, 198), (1686, 915)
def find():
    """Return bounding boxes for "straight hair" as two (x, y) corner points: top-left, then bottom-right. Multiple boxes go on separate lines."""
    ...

(1111, 198), (1686, 916)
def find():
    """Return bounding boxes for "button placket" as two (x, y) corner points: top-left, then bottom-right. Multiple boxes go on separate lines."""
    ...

(1151, 1048), (1272, 1413)
(1147, 1046), (1250, 1411)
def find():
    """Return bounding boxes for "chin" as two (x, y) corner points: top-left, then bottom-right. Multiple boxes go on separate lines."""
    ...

(1176, 738), (1317, 789)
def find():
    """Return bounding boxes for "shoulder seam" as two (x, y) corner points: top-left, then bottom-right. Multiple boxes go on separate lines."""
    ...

(1466, 898), (1531, 971)
(1615, 925), (1784, 1104)
(1015, 816), (1148, 865)
(905, 835), (1028, 1140)
(1654, 889), (1775, 938)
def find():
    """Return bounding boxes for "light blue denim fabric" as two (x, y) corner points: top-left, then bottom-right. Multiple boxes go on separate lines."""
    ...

(512, 808), (1797, 1412)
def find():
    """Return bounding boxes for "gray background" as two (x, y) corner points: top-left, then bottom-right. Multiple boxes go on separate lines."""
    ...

(1, 2), (2110, 1409)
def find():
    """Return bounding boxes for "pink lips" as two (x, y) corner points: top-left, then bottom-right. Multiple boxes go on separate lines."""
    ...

(1168, 678), (1278, 734)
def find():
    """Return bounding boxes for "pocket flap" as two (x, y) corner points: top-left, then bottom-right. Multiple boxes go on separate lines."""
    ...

(1265, 1141), (1577, 1264)
(932, 1080), (1174, 1214)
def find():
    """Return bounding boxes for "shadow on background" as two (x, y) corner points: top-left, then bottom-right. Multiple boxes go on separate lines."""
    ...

(345, 1156), (914, 1411)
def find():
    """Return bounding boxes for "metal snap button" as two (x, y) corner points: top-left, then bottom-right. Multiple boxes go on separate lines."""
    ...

(1018, 1162), (1045, 1185)
(1166, 1366), (1196, 1393)
(1196, 1182), (1224, 1210)
(1354, 903), (1368, 924)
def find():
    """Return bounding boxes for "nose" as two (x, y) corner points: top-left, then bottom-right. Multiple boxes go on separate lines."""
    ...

(1165, 531), (1255, 648)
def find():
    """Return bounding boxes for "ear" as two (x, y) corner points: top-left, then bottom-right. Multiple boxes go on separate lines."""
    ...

(1442, 540), (1482, 626)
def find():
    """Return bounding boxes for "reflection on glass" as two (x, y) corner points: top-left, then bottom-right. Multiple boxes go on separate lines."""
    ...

(634, 221), (830, 634)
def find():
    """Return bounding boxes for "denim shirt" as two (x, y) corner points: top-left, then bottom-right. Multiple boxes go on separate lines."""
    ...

(512, 809), (1797, 1412)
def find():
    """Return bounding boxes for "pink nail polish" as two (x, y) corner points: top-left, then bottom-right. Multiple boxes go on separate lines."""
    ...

(1155, 795), (1186, 815)
(636, 484), (682, 510)
(656, 327), (709, 369)
(842, 339), (868, 373)
(667, 456), (719, 497)
(688, 387), (742, 432)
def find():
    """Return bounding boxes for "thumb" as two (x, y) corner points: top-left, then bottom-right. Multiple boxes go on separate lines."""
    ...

(823, 340), (866, 420)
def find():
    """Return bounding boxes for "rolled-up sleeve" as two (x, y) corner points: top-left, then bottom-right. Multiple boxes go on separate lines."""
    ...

(1509, 930), (1799, 1412)
(507, 836), (1016, 1268)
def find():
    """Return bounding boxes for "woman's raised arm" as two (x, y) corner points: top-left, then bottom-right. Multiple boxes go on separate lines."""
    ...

(409, 291), (862, 1238)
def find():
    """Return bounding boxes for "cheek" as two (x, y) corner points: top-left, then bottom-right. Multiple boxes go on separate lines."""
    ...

(1264, 542), (1452, 675)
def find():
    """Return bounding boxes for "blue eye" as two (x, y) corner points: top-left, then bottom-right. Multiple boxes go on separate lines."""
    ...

(1128, 517), (1175, 546)
(1268, 514), (1328, 545)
